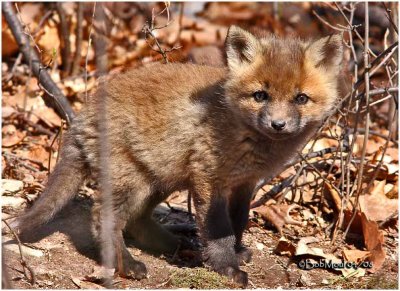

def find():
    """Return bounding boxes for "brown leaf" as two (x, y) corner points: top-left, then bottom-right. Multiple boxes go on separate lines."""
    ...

(2, 125), (25, 147)
(360, 212), (386, 273)
(17, 145), (50, 169)
(2, 14), (19, 57)
(71, 276), (105, 289)
(385, 183), (398, 199)
(253, 204), (302, 234)
(296, 237), (363, 277)
(343, 210), (363, 235)
(323, 182), (342, 212)
(342, 249), (371, 264)
(275, 237), (296, 257)
(33, 107), (62, 128)
(359, 180), (398, 222)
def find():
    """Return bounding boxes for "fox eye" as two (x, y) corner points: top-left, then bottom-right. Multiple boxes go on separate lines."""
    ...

(295, 93), (309, 105)
(253, 90), (269, 102)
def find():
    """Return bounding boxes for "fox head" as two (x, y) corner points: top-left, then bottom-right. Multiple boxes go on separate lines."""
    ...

(223, 26), (343, 140)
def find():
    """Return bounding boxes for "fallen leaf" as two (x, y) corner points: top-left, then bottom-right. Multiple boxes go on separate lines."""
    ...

(275, 237), (296, 257)
(323, 182), (342, 212)
(295, 237), (361, 277)
(253, 203), (302, 234)
(2, 106), (17, 118)
(71, 277), (105, 289)
(359, 180), (398, 222)
(361, 212), (386, 273)
(2, 125), (25, 147)
(26, 145), (50, 168)
(295, 237), (323, 257)
(385, 183), (398, 199)
(33, 107), (62, 128)
(85, 265), (115, 283)
(342, 249), (371, 264)
(343, 210), (363, 235)
(2, 15), (19, 57)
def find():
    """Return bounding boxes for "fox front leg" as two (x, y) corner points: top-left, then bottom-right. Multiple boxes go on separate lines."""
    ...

(192, 185), (248, 287)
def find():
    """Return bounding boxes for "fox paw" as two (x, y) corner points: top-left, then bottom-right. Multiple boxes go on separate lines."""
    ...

(236, 246), (252, 265)
(118, 258), (147, 280)
(217, 266), (248, 287)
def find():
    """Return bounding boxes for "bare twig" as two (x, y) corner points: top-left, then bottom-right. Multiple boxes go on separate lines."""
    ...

(81, 4), (115, 284)
(312, 10), (346, 32)
(381, 2), (399, 35)
(142, 3), (181, 63)
(344, 2), (371, 238)
(56, 3), (72, 77)
(93, 2), (108, 76)
(3, 152), (45, 171)
(85, 2), (96, 103)
(3, 52), (23, 83)
(71, 2), (84, 75)
(251, 146), (347, 208)
(2, 2), (75, 124)
(47, 120), (66, 174)
(97, 83), (116, 288)
(174, 2), (185, 44)
(2, 219), (36, 285)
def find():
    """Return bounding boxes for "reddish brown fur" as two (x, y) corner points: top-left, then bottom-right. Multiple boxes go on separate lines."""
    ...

(15, 26), (343, 287)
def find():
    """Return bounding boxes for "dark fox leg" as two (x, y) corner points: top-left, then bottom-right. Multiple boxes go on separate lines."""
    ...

(91, 163), (159, 279)
(229, 183), (255, 265)
(192, 185), (248, 287)
(92, 196), (147, 280)
(124, 192), (183, 255)
(125, 215), (181, 255)
(14, 134), (87, 234)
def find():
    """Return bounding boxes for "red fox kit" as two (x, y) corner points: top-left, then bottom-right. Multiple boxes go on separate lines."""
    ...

(15, 26), (342, 286)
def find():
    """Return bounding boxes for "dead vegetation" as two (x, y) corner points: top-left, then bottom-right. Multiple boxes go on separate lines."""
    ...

(1, 2), (398, 289)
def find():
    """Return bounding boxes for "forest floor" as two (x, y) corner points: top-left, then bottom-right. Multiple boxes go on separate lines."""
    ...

(3, 190), (398, 289)
(2, 2), (398, 289)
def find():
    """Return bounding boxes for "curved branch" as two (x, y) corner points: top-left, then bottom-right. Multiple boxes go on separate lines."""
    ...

(2, 2), (75, 124)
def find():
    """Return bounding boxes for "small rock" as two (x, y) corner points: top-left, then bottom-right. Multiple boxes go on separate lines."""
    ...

(1, 179), (24, 195)
(2, 106), (16, 118)
(3, 238), (44, 257)
(256, 242), (265, 251)
(298, 272), (314, 287)
(1, 196), (25, 208)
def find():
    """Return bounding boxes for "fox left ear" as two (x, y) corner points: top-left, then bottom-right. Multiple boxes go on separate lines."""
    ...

(306, 34), (343, 72)
(225, 26), (261, 72)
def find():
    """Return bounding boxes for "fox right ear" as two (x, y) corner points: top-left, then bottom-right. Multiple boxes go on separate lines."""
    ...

(306, 34), (343, 73)
(225, 26), (261, 71)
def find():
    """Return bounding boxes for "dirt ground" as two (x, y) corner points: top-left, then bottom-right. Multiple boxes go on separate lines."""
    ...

(2, 192), (398, 289)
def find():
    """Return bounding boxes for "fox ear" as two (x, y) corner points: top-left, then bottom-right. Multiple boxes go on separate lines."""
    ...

(306, 34), (343, 72)
(225, 26), (261, 71)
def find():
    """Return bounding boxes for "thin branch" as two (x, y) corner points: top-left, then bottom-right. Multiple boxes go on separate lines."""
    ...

(85, 2), (96, 103)
(344, 2), (371, 238)
(381, 2), (399, 34)
(56, 3), (71, 77)
(312, 10), (346, 32)
(2, 2), (75, 124)
(71, 2), (84, 76)
(2, 219), (36, 285)
(93, 2), (108, 76)
(142, 3), (181, 63)
(251, 146), (347, 208)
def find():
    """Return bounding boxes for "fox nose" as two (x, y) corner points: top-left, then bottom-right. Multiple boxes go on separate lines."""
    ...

(271, 120), (286, 131)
